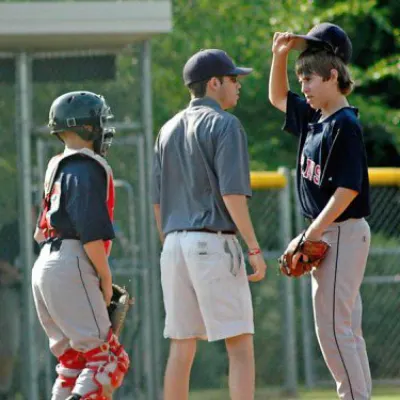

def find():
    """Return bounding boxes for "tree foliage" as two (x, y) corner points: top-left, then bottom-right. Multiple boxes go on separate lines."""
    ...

(151, 0), (400, 170)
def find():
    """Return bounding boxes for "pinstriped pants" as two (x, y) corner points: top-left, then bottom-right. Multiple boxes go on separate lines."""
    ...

(312, 218), (372, 400)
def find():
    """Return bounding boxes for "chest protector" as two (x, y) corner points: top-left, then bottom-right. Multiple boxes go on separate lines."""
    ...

(38, 148), (115, 255)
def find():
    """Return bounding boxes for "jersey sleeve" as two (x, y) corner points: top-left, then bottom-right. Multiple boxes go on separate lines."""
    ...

(283, 91), (316, 137)
(63, 159), (115, 244)
(214, 116), (252, 197)
(322, 121), (365, 192)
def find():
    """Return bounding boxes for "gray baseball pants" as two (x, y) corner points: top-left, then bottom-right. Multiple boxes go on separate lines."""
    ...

(312, 218), (371, 400)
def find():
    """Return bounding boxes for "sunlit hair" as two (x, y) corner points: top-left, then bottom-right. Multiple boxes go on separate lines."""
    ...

(296, 48), (354, 95)
(188, 77), (224, 98)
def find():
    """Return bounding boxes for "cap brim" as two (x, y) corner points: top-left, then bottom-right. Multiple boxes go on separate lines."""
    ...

(291, 35), (324, 51)
(232, 67), (253, 76)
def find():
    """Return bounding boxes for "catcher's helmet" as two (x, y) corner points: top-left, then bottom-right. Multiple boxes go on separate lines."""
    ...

(48, 91), (115, 156)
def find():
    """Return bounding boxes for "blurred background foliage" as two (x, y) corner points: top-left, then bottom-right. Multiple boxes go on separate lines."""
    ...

(151, 0), (400, 170)
(0, 0), (398, 216)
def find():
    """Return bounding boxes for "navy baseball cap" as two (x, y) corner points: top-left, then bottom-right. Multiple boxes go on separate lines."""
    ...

(183, 49), (253, 86)
(292, 23), (352, 64)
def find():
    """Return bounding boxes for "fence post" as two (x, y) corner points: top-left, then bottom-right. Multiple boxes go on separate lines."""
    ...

(136, 134), (157, 400)
(278, 167), (298, 395)
(140, 40), (162, 399)
(16, 51), (39, 400)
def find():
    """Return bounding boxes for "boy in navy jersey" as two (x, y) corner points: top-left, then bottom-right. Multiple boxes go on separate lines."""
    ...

(269, 24), (371, 400)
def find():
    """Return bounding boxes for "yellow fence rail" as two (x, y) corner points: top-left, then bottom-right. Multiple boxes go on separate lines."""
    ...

(251, 168), (400, 189)
(250, 171), (287, 189)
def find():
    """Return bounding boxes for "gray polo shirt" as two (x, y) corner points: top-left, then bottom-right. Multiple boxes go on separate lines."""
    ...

(152, 97), (252, 235)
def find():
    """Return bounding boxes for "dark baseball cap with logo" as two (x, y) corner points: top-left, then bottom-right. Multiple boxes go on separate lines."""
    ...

(292, 23), (352, 64)
(183, 49), (253, 86)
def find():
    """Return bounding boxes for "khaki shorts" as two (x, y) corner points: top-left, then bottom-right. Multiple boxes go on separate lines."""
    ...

(160, 231), (254, 342)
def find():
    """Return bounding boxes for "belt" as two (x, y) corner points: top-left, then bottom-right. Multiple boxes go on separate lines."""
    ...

(48, 231), (80, 240)
(42, 234), (80, 252)
(175, 228), (236, 235)
(305, 216), (354, 227)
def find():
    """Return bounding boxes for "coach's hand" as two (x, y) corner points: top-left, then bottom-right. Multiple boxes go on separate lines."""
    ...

(247, 249), (267, 282)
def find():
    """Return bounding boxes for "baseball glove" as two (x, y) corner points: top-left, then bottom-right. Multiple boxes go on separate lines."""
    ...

(107, 284), (133, 336)
(278, 232), (330, 277)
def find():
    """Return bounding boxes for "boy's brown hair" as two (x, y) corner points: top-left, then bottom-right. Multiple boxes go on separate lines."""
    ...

(296, 48), (354, 96)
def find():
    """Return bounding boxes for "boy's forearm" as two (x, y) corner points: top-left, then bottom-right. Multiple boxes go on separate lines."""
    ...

(269, 53), (290, 111)
(222, 194), (259, 249)
(308, 187), (358, 236)
(83, 240), (112, 282)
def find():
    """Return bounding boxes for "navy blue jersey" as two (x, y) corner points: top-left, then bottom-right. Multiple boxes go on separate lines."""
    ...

(47, 156), (115, 244)
(283, 91), (370, 221)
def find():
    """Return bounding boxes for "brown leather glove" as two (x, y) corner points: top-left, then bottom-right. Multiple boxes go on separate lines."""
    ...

(278, 232), (330, 277)
(107, 284), (134, 336)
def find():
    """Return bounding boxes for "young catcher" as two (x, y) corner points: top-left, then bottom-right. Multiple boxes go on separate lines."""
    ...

(32, 91), (129, 400)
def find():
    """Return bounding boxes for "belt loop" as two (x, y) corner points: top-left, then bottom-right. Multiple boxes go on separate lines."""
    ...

(217, 231), (222, 237)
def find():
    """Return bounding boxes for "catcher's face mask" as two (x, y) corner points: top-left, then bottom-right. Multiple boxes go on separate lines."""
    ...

(95, 127), (115, 157)
(93, 110), (115, 157)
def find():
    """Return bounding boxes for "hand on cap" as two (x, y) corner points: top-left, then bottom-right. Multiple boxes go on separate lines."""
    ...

(272, 32), (296, 56)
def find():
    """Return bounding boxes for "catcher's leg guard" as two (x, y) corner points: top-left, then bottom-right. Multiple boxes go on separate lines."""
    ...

(52, 349), (86, 399)
(80, 329), (130, 399)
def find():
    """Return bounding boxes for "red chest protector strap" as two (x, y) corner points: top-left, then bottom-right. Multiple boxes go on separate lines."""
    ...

(38, 148), (115, 255)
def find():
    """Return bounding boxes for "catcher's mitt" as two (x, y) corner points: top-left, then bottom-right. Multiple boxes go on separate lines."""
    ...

(278, 232), (330, 277)
(107, 284), (134, 336)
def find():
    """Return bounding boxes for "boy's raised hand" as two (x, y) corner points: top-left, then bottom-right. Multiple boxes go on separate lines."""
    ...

(272, 32), (296, 55)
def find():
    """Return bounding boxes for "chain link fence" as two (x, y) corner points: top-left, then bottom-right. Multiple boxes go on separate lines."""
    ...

(249, 170), (296, 391)
(0, 46), (162, 400)
(0, 54), (21, 400)
(349, 181), (400, 385)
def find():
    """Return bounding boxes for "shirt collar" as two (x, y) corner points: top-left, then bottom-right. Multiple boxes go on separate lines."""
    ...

(189, 96), (222, 111)
(63, 147), (95, 157)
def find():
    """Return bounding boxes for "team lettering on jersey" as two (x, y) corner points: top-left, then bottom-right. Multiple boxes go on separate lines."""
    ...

(301, 153), (321, 185)
(38, 148), (115, 255)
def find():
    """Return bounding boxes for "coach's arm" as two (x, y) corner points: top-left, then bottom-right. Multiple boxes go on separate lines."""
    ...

(153, 204), (165, 245)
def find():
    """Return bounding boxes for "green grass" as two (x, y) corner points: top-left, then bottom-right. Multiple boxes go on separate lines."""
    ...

(190, 386), (400, 399)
